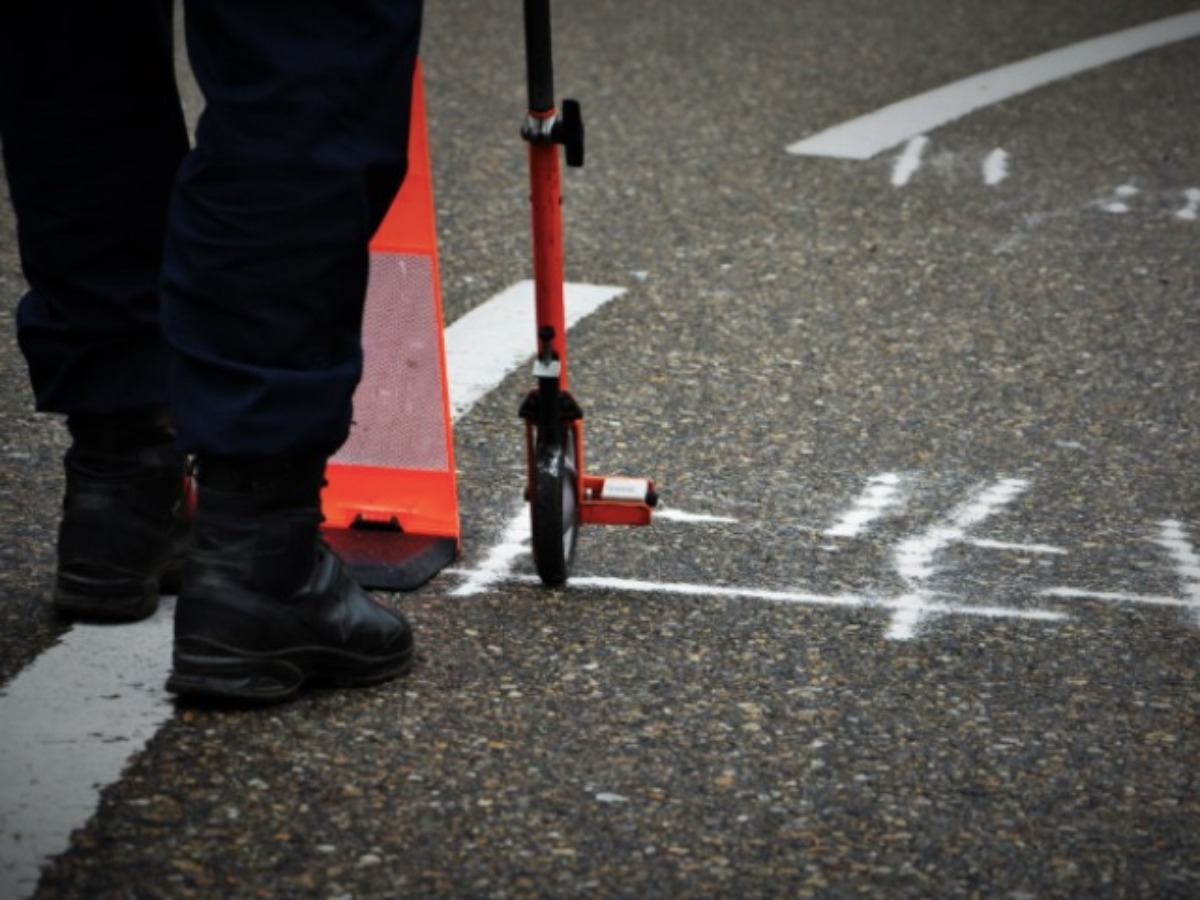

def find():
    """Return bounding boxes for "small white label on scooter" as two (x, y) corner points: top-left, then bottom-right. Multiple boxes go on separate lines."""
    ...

(532, 358), (561, 378)
(600, 478), (649, 502)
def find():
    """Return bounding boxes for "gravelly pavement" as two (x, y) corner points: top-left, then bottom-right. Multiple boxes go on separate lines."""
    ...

(3, 1), (1199, 897)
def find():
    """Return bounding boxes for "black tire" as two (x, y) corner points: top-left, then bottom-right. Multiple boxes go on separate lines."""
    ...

(531, 426), (579, 586)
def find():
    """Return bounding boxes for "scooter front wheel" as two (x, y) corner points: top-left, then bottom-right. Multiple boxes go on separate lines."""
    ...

(531, 425), (579, 586)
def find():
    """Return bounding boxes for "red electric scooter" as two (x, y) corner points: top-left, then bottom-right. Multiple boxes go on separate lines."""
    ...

(519, 0), (657, 586)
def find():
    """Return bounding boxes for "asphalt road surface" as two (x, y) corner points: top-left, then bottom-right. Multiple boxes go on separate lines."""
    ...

(2, 1), (1198, 897)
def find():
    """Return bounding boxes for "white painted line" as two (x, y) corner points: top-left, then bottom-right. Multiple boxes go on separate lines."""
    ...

(787, 10), (1200, 159)
(1100, 184), (1138, 213)
(894, 479), (1031, 582)
(450, 506), (530, 597)
(489, 573), (1066, 628)
(1155, 519), (1200, 622)
(0, 601), (176, 898)
(1040, 587), (1187, 607)
(968, 539), (1067, 555)
(1177, 187), (1200, 221)
(445, 280), (625, 419)
(0, 279), (627, 896)
(654, 509), (739, 524)
(983, 148), (1010, 186)
(888, 478), (1030, 639)
(824, 473), (907, 538)
(891, 136), (929, 187)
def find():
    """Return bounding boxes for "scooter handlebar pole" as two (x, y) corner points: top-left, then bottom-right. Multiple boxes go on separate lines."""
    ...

(524, 0), (555, 114)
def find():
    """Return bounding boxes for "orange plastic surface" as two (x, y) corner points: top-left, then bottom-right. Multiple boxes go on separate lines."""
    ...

(323, 61), (460, 546)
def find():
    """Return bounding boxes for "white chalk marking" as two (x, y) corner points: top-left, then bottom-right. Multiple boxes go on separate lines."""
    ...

(891, 136), (929, 186)
(1155, 519), (1200, 622)
(968, 539), (1067, 555)
(451, 506), (530, 597)
(1041, 521), (1200, 625)
(0, 279), (627, 896)
(787, 11), (1200, 159)
(825, 473), (907, 538)
(654, 509), (739, 524)
(1040, 587), (1187, 607)
(888, 478), (1031, 639)
(894, 479), (1031, 582)
(983, 148), (1010, 186)
(445, 280), (625, 420)
(480, 572), (1065, 628)
(1100, 184), (1139, 213)
(1176, 188), (1200, 221)
(0, 602), (176, 899)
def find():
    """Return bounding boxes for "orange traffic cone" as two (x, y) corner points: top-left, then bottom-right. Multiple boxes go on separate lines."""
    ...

(322, 62), (459, 589)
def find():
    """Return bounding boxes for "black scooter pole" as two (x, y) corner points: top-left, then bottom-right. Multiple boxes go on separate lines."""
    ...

(524, 0), (555, 114)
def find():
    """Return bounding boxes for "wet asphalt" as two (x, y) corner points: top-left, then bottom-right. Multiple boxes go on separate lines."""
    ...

(2, 0), (1198, 897)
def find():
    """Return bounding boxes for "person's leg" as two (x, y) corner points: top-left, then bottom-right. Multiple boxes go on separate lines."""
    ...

(0, 0), (187, 415)
(163, 0), (422, 459)
(0, 0), (191, 621)
(164, 0), (423, 702)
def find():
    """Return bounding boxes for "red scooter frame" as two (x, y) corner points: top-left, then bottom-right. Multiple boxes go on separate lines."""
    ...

(519, 0), (656, 585)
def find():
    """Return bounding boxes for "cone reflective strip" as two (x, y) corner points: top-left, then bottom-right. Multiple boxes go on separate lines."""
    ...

(323, 62), (460, 580)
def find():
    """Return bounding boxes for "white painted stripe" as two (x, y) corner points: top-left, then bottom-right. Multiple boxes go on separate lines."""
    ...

(450, 506), (530, 597)
(824, 473), (907, 538)
(787, 11), (1200, 159)
(1041, 587), (1187, 607)
(654, 509), (739, 524)
(983, 148), (1010, 186)
(1155, 519), (1200, 622)
(891, 136), (929, 187)
(0, 279), (626, 896)
(888, 478), (1030, 639)
(968, 538), (1067, 555)
(492, 573), (1066, 627)
(894, 478), (1030, 582)
(0, 602), (176, 899)
(445, 280), (625, 419)
(1177, 187), (1200, 221)
(1100, 184), (1138, 213)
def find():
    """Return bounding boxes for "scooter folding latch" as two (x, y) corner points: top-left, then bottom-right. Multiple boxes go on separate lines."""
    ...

(520, 100), (584, 167)
(522, 112), (557, 143)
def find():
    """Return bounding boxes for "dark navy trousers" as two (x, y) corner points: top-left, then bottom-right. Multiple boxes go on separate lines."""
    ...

(0, 0), (422, 457)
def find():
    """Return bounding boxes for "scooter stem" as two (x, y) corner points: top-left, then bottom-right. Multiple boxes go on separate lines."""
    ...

(523, 0), (569, 389)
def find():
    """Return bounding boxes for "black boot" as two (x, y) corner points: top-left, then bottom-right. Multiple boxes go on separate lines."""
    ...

(166, 456), (413, 703)
(54, 409), (191, 622)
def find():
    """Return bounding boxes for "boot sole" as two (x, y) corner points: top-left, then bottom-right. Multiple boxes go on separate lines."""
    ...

(166, 640), (414, 703)
(53, 559), (185, 623)
(54, 576), (159, 623)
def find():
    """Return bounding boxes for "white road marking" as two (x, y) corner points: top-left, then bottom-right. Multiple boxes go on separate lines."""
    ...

(445, 281), (625, 420)
(968, 539), (1067, 555)
(0, 602), (176, 898)
(0, 280), (626, 898)
(464, 572), (1067, 629)
(453, 475), (1090, 640)
(786, 10), (1200, 159)
(891, 136), (929, 186)
(1040, 587), (1188, 607)
(654, 509), (739, 524)
(1177, 187), (1200, 221)
(451, 506), (530, 597)
(1100, 184), (1139, 213)
(1040, 521), (1200, 626)
(983, 148), (1010, 186)
(824, 473), (907, 538)
(1155, 519), (1200, 621)
(888, 478), (1031, 639)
